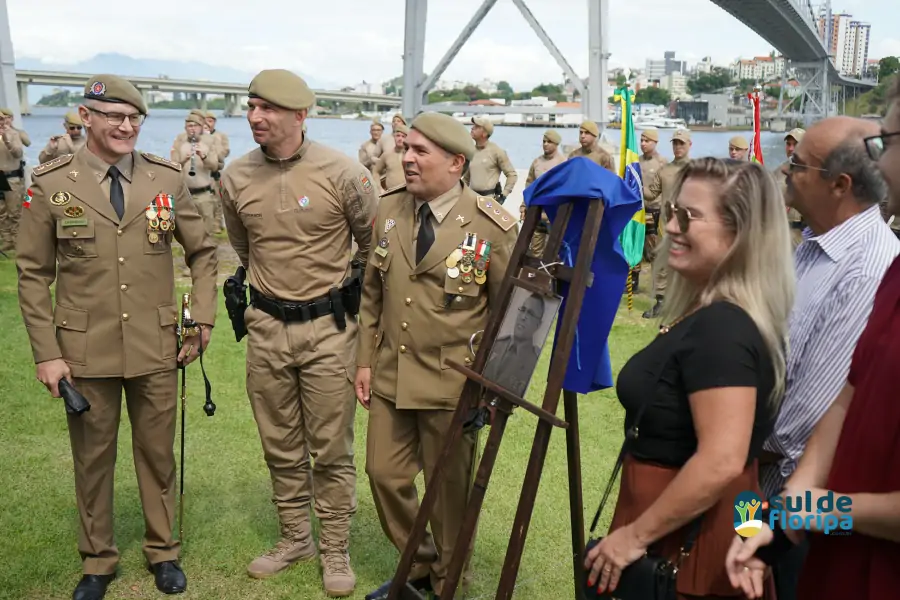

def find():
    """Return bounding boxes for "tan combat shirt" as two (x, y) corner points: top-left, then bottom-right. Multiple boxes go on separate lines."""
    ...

(221, 136), (378, 302)
(172, 139), (219, 190)
(39, 134), (86, 165)
(0, 129), (23, 171)
(568, 145), (615, 171)
(648, 156), (691, 213)
(372, 147), (405, 193)
(210, 129), (230, 168)
(525, 153), (565, 186)
(16, 148), (218, 378)
(465, 141), (518, 197)
(639, 152), (668, 211)
(357, 183), (518, 410)
(359, 139), (383, 170)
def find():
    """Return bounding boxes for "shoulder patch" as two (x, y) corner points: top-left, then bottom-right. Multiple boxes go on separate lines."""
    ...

(380, 184), (407, 198)
(32, 154), (74, 177)
(141, 152), (182, 171)
(476, 195), (517, 232)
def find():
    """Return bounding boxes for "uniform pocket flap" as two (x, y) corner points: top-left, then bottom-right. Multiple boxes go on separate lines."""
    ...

(55, 218), (96, 240)
(373, 250), (393, 272)
(440, 343), (471, 371)
(53, 304), (88, 332)
(158, 304), (178, 327)
(443, 276), (480, 298)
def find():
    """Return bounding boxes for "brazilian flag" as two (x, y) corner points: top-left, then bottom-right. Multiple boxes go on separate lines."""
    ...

(613, 86), (644, 270)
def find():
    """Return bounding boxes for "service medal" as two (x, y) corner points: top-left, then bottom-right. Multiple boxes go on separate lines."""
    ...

(146, 208), (158, 220)
(460, 263), (472, 274)
(445, 255), (458, 269)
(148, 231), (159, 244)
(64, 206), (84, 218)
(378, 237), (389, 248)
(160, 220), (170, 231)
(462, 272), (474, 284)
(149, 218), (160, 230)
(159, 208), (171, 221)
(474, 274), (487, 285)
(447, 267), (460, 279)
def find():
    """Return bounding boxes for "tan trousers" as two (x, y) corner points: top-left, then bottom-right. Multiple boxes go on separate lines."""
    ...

(366, 393), (476, 596)
(245, 307), (358, 550)
(193, 190), (219, 236)
(68, 370), (180, 575)
(0, 176), (25, 249)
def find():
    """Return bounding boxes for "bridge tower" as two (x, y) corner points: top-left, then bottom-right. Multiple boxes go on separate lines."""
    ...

(0, 0), (21, 127)
(401, 0), (610, 129)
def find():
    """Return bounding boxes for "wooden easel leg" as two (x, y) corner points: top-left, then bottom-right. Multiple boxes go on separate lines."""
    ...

(563, 390), (586, 600)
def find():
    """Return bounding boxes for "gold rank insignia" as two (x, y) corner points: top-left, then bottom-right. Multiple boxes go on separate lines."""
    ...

(63, 206), (84, 218)
(50, 191), (71, 206)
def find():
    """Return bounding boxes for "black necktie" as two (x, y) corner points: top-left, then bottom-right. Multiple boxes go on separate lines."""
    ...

(108, 166), (124, 220)
(416, 202), (435, 264)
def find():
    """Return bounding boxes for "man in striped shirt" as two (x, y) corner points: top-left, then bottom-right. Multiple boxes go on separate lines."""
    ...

(760, 116), (900, 600)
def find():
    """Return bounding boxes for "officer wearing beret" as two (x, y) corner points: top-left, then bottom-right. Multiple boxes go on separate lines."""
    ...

(171, 113), (220, 234)
(39, 111), (86, 164)
(355, 112), (518, 599)
(522, 129), (564, 257)
(636, 127), (668, 293)
(372, 123), (408, 193)
(16, 74), (218, 600)
(220, 69), (377, 597)
(359, 118), (385, 170)
(1, 106), (32, 146)
(464, 116), (518, 201)
(379, 113), (408, 155)
(728, 135), (750, 161)
(0, 107), (25, 252)
(567, 120), (614, 171)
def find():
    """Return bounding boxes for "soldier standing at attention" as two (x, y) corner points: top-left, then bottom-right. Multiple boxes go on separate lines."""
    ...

(728, 135), (750, 160)
(0, 110), (24, 253)
(524, 129), (565, 186)
(355, 112), (517, 600)
(464, 116), (517, 202)
(220, 69), (377, 597)
(171, 113), (220, 235)
(567, 120), (614, 171)
(636, 127), (667, 293)
(16, 74), (218, 600)
(359, 119), (385, 170)
(39, 111), (87, 164)
(205, 111), (230, 231)
(372, 123), (408, 194)
(379, 113), (408, 155)
(642, 128), (691, 319)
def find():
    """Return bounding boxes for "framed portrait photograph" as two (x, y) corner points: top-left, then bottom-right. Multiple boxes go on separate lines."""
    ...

(481, 287), (561, 398)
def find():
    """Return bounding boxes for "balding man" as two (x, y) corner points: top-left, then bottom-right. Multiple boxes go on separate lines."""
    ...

(729, 135), (749, 161)
(371, 123), (408, 194)
(359, 119), (385, 170)
(760, 116), (899, 600)
(39, 111), (86, 164)
(221, 69), (377, 597)
(568, 120), (614, 171)
(465, 116), (517, 202)
(355, 112), (517, 600)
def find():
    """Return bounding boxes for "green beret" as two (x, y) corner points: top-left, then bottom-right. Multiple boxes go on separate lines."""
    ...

(410, 112), (475, 160)
(185, 113), (205, 126)
(543, 130), (561, 144)
(83, 74), (148, 114)
(248, 69), (316, 110)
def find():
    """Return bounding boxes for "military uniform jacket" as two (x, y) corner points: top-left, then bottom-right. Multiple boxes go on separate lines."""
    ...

(357, 184), (518, 410)
(16, 148), (218, 378)
(648, 156), (690, 209)
(39, 134), (86, 165)
(639, 152), (668, 210)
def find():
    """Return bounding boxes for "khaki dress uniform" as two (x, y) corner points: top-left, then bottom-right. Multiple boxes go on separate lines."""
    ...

(464, 140), (518, 199)
(372, 146), (406, 194)
(646, 155), (690, 302)
(39, 132), (86, 164)
(0, 126), (24, 250)
(567, 144), (615, 171)
(639, 151), (668, 267)
(16, 142), (218, 575)
(172, 117), (220, 235)
(359, 138), (383, 170)
(523, 131), (565, 258)
(207, 116), (230, 228)
(220, 70), (377, 595)
(358, 136), (517, 596)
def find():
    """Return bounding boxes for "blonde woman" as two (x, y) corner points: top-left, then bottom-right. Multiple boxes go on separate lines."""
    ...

(584, 158), (794, 599)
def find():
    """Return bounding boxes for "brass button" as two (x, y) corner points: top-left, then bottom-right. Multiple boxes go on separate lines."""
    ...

(122, 313), (129, 321)
(117, 229), (123, 236)
(401, 322), (408, 330)
(405, 297), (412, 305)
(71, 231), (78, 237)
(118, 257), (125, 264)
(409, 274), (416, 280)
(400, 345), (407, 353)
(458, 286), (464, 293)
(465, 357), (472, 364)
(61, 320), (67, 326)
(120, 284), (128, 291)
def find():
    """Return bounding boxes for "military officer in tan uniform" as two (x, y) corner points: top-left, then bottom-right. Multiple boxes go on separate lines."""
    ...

(372, 123), (408, 193)
(221, 69), (377, 597)
(729, 135), (750, 160)
(464, 116), (517, 201)
(643, 128), (691, 319)
(39, 111), (86, 164)
(16, 74), (217, 600)
(525, 129), (565, 186)
(774, 128), (807, 247)
(204, 111), (230, 231)
(355, 112), (517, 600)
(636, 128), (668, 292)
(0, 111), (25, 252)
(359, 119), (385, 170)
(0, 107), (31, 146)
(172, 110), (217, 154)
(171, 113), (220, 234)
(379, 113), (408, 155)
(567, 120), (614, 171)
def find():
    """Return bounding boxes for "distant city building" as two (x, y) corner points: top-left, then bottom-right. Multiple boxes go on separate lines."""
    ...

(693, 57), (715, 75)
(659, 72), (689, 99)
(731, 55), (786, 82)
(818, 10), (871, 77)
(353, 80), (385, 95)
(646, 51), (685, 82)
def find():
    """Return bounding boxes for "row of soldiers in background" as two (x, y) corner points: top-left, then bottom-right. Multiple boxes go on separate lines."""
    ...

(0, 107), (29, 252)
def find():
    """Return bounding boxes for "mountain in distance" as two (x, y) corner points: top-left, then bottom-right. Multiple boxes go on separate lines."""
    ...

(16, 53), (335, 102)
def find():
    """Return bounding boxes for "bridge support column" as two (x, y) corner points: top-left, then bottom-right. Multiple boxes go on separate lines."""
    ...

(791, 61), (830, 126)
(199, 92), (208, 112)
(141, 89), (150, 110)
(401, 0), (427, 118)
(223, 93), (241, 117)
(17, 81), (29, 115)
(0, 0), (21, 126)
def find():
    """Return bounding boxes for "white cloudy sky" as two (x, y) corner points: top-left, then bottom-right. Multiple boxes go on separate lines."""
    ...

(9, 0), (900, 89)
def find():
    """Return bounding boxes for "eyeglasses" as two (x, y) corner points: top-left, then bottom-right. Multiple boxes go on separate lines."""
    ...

(664, 201), (708, 233)
(87, 107), (145, 127)
(67, 125), (82, 131)
(863, 131), (900, 161)
(787, 154), (829, 174)
(518, 305), (541, 320)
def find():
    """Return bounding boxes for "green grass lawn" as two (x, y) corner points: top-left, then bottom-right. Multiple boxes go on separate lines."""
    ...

(0, 256), (657, 600)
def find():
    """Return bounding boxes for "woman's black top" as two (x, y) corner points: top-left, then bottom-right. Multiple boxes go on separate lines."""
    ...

(615, 301), (777, 468)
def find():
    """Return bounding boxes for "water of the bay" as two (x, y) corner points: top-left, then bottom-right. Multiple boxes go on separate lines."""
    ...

(19, 106), (792, 169)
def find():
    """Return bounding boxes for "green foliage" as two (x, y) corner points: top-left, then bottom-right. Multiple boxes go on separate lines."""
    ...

(36, 90), (77, 107)
(845, 73), (898, 116)
(635, 86), (671, 106)
(615, 73), (627, 87)
(686, 67), (735, 95)
(879, 56), (900, 81)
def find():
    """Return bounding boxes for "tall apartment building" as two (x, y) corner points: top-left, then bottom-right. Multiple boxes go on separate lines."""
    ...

(818, 10), (871, 77)
(645, 51), (685, 82)
(732, 55), (786, 82)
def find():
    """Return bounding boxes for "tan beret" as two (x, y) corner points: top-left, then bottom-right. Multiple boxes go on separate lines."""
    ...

(370, 118), (384, 129)
(640, 128), (659, 142)
(580, 121), (599, 137)
(392, 113), (407, 125)
(672, 128), (692, 143)
(83, 74), (148, 114)
(0, 108), (11, 117)
(185, 113), (205, 127)
(729, 135), (749, 150)
(394, 123), (409, 135)
(410, 112), (475, 160)
(205, 111), (217, 120)
(785, 128), (805, 143)
(248, 69), (316, 110)
(64, 111), (83, 126)
(543, 130), (561, 144)
(471, 116), (494, 136)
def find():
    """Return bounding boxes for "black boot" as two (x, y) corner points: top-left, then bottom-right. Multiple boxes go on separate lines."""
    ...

(366, 576), (432, 600)
(148, 561), (187, 594)
(72, 573), (116, 600)
(642, 295), (663, 319)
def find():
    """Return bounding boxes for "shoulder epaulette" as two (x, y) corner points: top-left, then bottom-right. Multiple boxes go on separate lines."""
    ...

(141, 152), (182, 171)
(32, 154), (74, 177)
(380, 184), (407, 198)
(476, 195), (517, 232)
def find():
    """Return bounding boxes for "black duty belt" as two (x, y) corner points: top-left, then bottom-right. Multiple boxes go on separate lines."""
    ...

(2, 168), (24, 179)
(249, 281), (360, 330)
(189, 185), (214, 195)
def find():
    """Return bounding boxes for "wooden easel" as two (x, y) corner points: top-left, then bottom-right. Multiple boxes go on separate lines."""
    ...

(386, 199), (606, 600)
